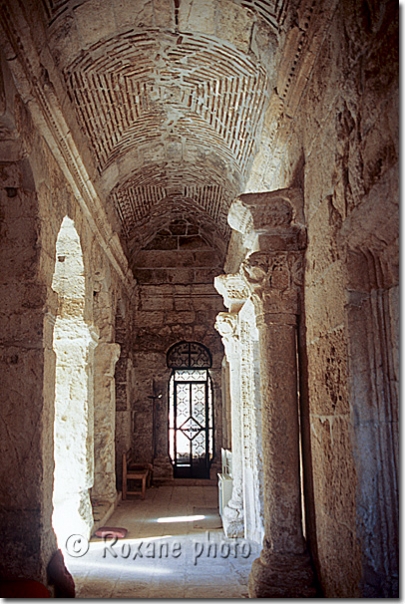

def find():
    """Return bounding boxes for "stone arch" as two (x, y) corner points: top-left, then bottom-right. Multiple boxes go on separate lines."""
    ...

(51, 216), (98, 547)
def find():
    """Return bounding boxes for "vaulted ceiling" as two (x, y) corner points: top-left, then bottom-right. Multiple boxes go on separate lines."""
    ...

(36, 0), (287, 265)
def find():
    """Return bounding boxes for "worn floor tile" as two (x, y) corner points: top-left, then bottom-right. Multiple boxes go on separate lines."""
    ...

(64, 485), (258, 598)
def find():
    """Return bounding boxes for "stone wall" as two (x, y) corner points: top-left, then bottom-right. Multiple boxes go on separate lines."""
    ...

(245, 0), (398, 596)
(0, 51), (135, 584)
(133, 280), (225, 479)
(0, 0), (398, 597)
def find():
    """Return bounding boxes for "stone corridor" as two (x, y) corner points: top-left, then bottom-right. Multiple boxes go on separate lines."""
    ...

(0, 0), (398, 597)
(66, 486), (256, 599)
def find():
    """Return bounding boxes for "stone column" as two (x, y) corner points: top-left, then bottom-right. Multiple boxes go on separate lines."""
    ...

(52, 318), (98, 546)
(153, 378), (174, 481)
(239, 298), (265, 544)
(215, 311), (244, 537)
(92, 342), (121, 503)
(215, 273), (249, 537)
(228, 190), (316, 597)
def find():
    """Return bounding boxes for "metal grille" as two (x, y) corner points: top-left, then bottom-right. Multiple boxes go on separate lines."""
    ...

(167, 341), (212, 369)
(168, 369), (214, 478)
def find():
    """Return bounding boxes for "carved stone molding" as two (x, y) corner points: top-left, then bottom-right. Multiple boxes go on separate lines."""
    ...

(214, 308), (244, 538)
(214, 311), (239, 361)
(228, 188), (306, 253)
(241, 250), (304, 320)
(214, 272), (249, 312)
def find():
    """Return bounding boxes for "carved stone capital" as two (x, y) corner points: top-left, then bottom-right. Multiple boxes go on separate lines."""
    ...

(228, 189), (306, 253)
(214, 273), (249, 312)
(215, 312), (239, 360)
(241, 250), (304, 320)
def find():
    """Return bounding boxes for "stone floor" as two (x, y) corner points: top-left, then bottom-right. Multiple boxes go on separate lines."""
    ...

(64, 485), (258, 598)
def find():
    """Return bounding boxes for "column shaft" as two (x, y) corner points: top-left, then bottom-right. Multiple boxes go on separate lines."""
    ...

(215, 311), (244, 538)
(258, 317), (303, 555)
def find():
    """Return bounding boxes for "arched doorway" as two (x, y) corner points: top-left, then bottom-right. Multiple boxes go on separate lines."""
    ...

(167, 342), (214, 479)
(51, 216), (97, 547)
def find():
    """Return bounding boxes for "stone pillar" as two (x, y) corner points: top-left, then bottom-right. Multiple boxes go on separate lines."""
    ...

(153, 378), (174, 481)
(239, 298), (264, 544)
(215, 273), (249, 537)
(92, 342), (121, 503)
(228, 190), (316, 597)
(215, 312), (244, 537)
(52, 317), (98, 546)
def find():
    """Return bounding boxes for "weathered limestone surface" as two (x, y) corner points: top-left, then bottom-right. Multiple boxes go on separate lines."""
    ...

(133, 278), (225, 479)
(92, 342), (120, 503)
(215, 310), (244, 537)
(0, 0), (398, 599)
(227, 191), (316, 597)
(0, 52), (136, 585)
(239, 299), (264, 544)
(0, 157), (57, 583)
(244, 0), (398, 596)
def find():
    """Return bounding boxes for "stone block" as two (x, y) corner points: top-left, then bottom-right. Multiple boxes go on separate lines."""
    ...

(74, 0), (116, 48)
(132, 269), (154, 284)
(174, 297), (192, 311)
(0, 347), (45, 507)
(215, 0), (253, 52)
(139, 294), (173, 311)
(0, 163), (22, 188)
(307, 326), (349, 416)
(305, 198), (343, 284)
(194, 250), (221, 267)
(135, 250), (196, 268)
(193, 268), (222, 283)
(173, 284), (192, 296)
(136, 311), (165, 327)
(145, 233), (177, 250)
(305, 262), (346, 341)
(179, 0), (215, 35)
(165, 268), (195, 284)
(153, 0), (175, 28)
(115, 382), (127, 411)
(114, 358), (127, 382)
(310, 415), (361, 597)
(164, 310), (195, 325)
(304, 130), (337, 220)
(113, 0), (155, 31)
(192, 296), (223, 312)
(178, 235), (209, 250)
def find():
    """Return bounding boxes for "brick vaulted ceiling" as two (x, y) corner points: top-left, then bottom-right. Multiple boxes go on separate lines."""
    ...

(40, 0), (287, 263)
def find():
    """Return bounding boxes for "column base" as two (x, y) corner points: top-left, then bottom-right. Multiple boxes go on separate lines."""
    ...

(248, 550), (317, 598)
(222, 501), (244, 538)
(152, 456), (173, 481)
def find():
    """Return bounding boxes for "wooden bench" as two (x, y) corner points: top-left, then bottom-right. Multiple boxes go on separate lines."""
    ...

(122, 450), (153, 500)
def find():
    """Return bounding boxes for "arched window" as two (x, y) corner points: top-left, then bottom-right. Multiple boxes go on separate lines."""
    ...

(167, 342), (214, 479)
